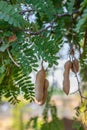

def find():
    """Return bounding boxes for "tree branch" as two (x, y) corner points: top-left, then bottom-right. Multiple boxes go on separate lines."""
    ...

(25, 19), (55, 35)
(70, 53), (87, 103)
(25, 25), (54, 35)
(75, 73), (83, 103)
(20, 8), (80, 17)
(56, 10), (80, 18)
(76, 72), (87, 101)
(23, 10), (80, 36)
(7, 48), (20, 68)
(20, 9), (35, 15)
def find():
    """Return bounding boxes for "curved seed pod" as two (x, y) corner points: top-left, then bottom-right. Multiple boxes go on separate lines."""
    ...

(35, 79), (49, 105)
(63, 73), (70, 95)
(71, 59), (79, 73)
(63, 61), (71, 95)
(64, 60), (72, 70)
(40, 79), (49, 105)
(35, 67), (46, 102)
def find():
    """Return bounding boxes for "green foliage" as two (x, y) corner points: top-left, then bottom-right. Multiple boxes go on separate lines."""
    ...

(80, 0), (87, 11)
(73, 121), (84, 130)
(25, 89), (64, 130)
(76, 8), (87, 32)
(0, 0), (87, 105)
(41, 105), (64, 130)
(0, 43), (9, 52)
(75, 97), (87, 127)
(12, 70), (35, 101)
(31, 35), (59, 67)
(11, 36), (39, 73)
(25, 0), (56, 21)
(67, 0), (75, 14)
(75, 0), (87, 33)
(0, 1), (28, 28)
(25, 117), (38, 130)
(0, 63), (35, 103)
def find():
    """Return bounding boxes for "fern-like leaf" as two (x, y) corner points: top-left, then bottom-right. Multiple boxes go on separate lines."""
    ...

(0, 1), (28, 28)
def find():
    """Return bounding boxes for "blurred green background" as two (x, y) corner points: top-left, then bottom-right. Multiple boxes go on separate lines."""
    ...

(0, 88), (82, 130)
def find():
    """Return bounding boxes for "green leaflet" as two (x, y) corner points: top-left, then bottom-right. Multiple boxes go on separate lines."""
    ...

(0, 43), (10, 52)
(12, 70), (35, 101)
(11, 39), (39, 73)
(25, 0), (56, 21)
(67, 0), (75, 14)
(80, 0), (87, 11)
(0, 1), (28, 28)
(31, 35), (60, 67)
(0, 65), (35, 104)
(75, 8), (87, 32)
(0, 0), (87, 104)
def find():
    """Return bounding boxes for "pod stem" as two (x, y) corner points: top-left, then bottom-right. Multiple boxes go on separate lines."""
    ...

(41, 60), (44, 69)
(70, 54), (87, 103)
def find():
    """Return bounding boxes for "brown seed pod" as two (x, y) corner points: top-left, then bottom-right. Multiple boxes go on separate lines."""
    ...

(64, 60), (72, 70)
(63, 71), (70, 95)
(40, 79), (49, 105)
(35, 67), (46, 102)
(71, 59), (79, 73)
(35, 79), (49, 105)
(63, 60), (71, 95)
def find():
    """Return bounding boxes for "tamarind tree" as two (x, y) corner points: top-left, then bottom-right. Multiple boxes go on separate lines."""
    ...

(0, 0), (87, 108)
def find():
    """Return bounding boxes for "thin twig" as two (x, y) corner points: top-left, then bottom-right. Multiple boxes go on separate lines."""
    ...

(7, 48), (20, 68)
(75, 73), (83, 103)
(25, 19), (56, 35)
(71, 54), (83, 102)
(41, 60), (43, 69)
(56, 10), (80, 18)
(22, 10), (81, 36)
(20, 9), (35, 15)
(20, 9), (80, 17)
(71, 54), (87, 102)
(25, 25), (53, 35)
(75, 72), (87, 101)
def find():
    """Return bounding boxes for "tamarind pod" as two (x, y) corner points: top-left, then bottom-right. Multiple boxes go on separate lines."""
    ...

(63, 71), (70, 95)
(39, 79), (49, 105)
(63, 62), (71, 95)
(35, 67), (46, 102)
(63, 78), (70, 95)
(64, 60), (72, 70)
(71, 59), (79, 73)
(35, 79), (49, 105)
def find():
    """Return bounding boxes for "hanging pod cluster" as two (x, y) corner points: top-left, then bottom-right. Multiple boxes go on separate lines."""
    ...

(63, 59), (79, 95)
(35, 66), (49, 105)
